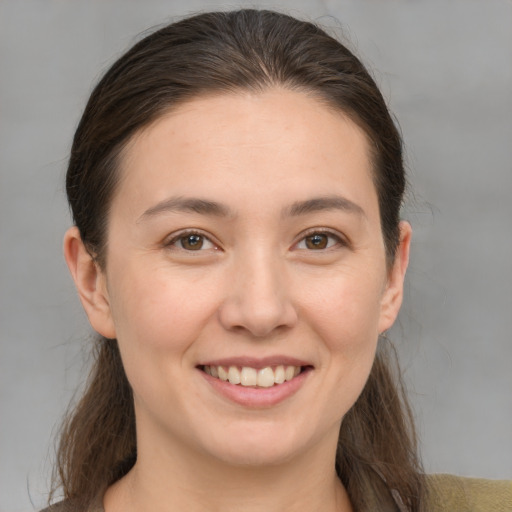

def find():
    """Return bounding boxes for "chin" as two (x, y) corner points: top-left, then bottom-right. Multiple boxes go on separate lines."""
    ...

(197, 421), (314, 468)
(209, 443), (297, 468)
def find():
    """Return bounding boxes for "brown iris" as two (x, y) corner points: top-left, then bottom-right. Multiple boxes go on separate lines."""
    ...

(305, 233), (329, 250)
(180, 234), (204, 250)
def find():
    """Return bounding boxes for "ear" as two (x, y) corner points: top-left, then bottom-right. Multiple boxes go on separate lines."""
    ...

(63, 226), (117, 339)
(378, 221), (412, 333)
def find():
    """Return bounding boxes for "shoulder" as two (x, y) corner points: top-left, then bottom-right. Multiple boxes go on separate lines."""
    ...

(426, 473), (512, 512)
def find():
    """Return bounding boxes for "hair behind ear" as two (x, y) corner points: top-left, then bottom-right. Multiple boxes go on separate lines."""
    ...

(51, 337), (136, 506)
(336, 339), (426, 511)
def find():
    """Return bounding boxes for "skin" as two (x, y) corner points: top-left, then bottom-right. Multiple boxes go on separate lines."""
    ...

(64, 88), (411, 512)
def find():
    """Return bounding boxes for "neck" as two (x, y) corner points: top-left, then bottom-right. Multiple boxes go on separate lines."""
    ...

(104, 424), (353, 512)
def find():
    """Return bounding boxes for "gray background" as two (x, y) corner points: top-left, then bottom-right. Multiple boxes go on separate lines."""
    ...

(1, 0), (511, 510)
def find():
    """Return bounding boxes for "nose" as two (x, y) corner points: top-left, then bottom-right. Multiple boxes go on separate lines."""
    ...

(218, 250), (298, 338)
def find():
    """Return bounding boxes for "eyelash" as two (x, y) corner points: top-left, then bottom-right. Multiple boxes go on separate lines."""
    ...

(165, 228), (347, 253)
(293, 229), (347, 251)
(165, 230), (218, 252)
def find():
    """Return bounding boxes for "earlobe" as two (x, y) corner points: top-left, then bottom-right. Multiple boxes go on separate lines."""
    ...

(63, 227), (117, 339)
(378, 221), (412, 333)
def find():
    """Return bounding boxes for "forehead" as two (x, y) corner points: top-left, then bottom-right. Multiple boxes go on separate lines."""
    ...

(115, 88), (379, 220)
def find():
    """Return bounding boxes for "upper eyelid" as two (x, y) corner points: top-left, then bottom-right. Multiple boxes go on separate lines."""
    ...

(164, 229), (218, 248)
(294, 228), (348, 245)
(162, 227), (348, 249)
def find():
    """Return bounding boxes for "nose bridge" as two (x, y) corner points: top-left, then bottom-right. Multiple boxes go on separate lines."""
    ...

(219, 245), (297, 337)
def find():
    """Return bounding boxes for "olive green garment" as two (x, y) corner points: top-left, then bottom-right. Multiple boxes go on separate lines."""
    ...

(427, 474), (512, 512)
(41, 474), (512, 511)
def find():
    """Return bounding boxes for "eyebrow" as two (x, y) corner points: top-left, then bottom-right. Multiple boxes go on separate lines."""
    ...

(139, 194), (365, 222)
(139, 196), (233, 221)
(284, 195), (366, 218)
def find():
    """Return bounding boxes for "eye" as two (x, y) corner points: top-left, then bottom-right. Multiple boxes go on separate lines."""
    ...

(295, 231), (343, 251)
(167, 231), (217, 251)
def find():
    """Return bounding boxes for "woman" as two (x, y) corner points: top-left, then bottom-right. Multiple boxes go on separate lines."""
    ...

(45, 9), (510, 512)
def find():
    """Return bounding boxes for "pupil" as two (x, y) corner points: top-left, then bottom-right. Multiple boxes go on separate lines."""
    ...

(307, 234), (327, 249)
(184, 235), (203, 249)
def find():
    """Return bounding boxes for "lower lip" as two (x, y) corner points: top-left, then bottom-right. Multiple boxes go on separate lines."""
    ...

(198, 368), (311, 408)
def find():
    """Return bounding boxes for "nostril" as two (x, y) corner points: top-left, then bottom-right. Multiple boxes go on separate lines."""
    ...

(217, 284), (298, 337)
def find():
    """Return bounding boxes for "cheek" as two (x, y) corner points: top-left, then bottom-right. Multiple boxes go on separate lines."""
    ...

(106, 264), (223, 414)
(107, 262), (221, 354)
(298, 269), (383, 408)
(301, 271), (384, 352)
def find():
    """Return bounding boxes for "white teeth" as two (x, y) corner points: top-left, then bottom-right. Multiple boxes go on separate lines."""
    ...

(241, 367), (257, 386)
(257, 367), (275, 387)
(285, 365), (295, 381)
(204, 364), (303, 387)
(274, 365), (285, 384)
(228, 366), (241, 384)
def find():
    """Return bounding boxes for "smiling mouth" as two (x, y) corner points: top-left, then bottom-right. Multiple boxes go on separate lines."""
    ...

(200, 365), (311, 388)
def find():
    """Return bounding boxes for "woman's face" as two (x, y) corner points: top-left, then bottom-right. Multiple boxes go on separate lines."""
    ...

(71, 89), (410, 467)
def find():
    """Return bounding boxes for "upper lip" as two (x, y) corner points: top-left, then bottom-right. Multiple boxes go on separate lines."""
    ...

(197, 355), (313, 369)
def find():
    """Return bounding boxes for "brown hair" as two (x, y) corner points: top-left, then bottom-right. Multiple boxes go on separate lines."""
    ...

(53, 9), (425, 511)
